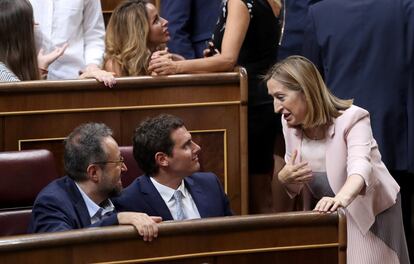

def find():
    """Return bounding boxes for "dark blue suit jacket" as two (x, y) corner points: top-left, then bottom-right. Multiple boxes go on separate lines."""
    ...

(406, 0), (414, 172)
(161, 0), (221, 59)
(113, 173), (232, 220)
(302, 0), (414, 172)
(277, 0), (322, 60)
(28, 176), (118, 233)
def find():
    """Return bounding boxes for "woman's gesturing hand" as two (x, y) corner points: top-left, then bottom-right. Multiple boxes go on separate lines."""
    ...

(37, 43), (68, 70)
(278, 149), (313, 184)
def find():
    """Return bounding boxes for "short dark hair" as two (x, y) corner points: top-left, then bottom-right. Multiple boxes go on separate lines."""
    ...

(133, 114), (184, 175)
(64, 123), (113, 181)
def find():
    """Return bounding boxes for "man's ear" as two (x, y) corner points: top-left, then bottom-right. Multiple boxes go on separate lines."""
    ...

(86, 164), (100, 183)
(155, 152), (168, 168)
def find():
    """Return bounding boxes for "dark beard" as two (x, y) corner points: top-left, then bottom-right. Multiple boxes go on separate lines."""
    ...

(108, 185), (122, 198)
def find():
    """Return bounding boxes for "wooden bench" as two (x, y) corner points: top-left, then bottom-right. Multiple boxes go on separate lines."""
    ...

(0, 70), (248, 214)
(0, 209), (32, 236)
(0, 210), (347, 264)
(0, 149), (59, 210)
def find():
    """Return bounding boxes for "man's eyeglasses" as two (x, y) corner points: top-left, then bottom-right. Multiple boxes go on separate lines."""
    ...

(93, 156), (125, 166)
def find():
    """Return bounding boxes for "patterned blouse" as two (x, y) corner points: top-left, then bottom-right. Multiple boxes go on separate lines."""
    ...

(0, 62), (20, 82)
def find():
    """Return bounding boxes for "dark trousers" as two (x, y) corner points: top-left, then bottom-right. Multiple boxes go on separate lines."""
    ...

(391, 171), (414, 262)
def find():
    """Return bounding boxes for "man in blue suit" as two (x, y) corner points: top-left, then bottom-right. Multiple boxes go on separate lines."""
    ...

(160, 0), (221, 59)
(302, 0), (414, 258)
(29, 123), (161, 241)
(277, 0), (322, 60)
(114, 114), (232, 220)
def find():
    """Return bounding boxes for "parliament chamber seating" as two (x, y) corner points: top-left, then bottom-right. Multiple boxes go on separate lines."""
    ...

(119, 145), (143, 187)
(0, 70), (248, 214)
(0, 71), (348, 261)
(0, 211), (347, 264)
(0, 70), (247, 239)
(0, 149), (58, 209)
(0, 209), (32, 236)
(0, 149), (59, 236)
(0, 147), (144, 237)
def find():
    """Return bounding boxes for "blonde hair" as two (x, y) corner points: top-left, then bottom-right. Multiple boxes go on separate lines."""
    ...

(265, 56), (353, 128)
(104, 0), (151, 76)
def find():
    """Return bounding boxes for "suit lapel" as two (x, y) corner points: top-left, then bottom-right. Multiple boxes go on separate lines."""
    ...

(65, 177), (91, 228)
(185, 176), (208, 218)
(140, 176), (174, 220)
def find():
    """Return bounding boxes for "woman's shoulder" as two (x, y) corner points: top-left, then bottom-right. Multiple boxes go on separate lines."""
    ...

(0, 62), (20, 82)
(227, 0), (254, 14)
(336, 105), (370, 126)
(240, 0), (254, 7)
(342, 105), (369, 117)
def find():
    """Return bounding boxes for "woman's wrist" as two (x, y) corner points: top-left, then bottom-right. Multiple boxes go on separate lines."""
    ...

(175, 60), (183, 74)
(333, 194), (350, 208)
(39, 67), (48, 79)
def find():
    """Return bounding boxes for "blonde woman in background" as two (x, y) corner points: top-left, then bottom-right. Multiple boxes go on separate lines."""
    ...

(104, 0), (181, 76)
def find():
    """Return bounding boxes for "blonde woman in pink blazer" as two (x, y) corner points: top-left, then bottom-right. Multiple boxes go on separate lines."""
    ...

(265, 56), (409, 264)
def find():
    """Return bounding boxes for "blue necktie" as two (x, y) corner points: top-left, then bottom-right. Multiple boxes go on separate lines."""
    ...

(173, 190), (185, 220)
(91, 208), (104, 224)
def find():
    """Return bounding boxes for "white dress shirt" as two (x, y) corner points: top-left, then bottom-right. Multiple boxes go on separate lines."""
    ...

(30, 0), (105, 80)
(150, 177), (201, 220)
(75, 182), (115, 224)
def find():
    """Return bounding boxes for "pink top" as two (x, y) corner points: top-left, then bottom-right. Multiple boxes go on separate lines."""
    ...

(282, 105), (400, 234)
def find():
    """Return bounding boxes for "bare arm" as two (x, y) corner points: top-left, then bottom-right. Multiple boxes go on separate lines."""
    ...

(148, 0), (250, 74)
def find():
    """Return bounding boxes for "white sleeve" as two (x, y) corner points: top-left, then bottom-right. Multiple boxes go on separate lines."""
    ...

(82, 0), (105, 66)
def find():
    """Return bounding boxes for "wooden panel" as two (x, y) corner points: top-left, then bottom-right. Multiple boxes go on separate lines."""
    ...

(101, 0), (160, 26)
(101, 0), (122, 10)
(0, 77), (241, 113)
(0, 117), (3, 150)
(192, 130), (225, 186)
(0, 70), (248, 214)
(0, 211), (347, 264)
(4, 112), (121, 176)
(101, 0), (159, 10)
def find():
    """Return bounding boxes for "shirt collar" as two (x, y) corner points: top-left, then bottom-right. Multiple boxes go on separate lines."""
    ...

(75, 182), (114, 218)
(150, 177), (187, 202)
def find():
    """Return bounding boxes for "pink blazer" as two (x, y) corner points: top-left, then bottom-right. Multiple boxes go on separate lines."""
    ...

(282, 105), (400, 234)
